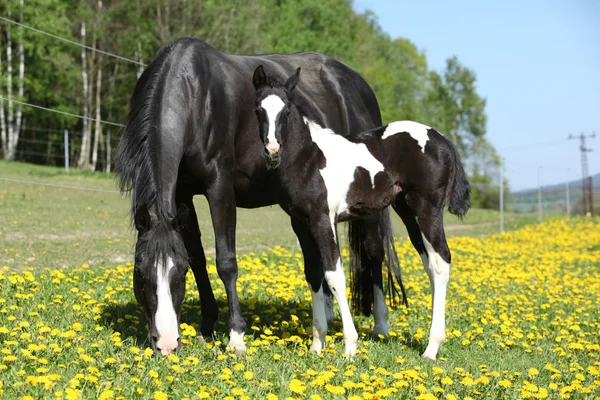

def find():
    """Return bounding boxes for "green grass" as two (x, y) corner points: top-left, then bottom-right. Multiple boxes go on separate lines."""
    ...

(0, 214), (598, 399)
(1, 161), (537, 271)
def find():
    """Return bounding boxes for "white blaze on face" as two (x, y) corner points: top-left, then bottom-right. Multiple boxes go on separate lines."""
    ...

(155, 256), (179, 354)
(260, 95), (285, 154)
(382, 120), (431, 153)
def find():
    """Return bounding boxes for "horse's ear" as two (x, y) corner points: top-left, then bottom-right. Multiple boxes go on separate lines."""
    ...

(134, 205), (152, 232)
(284, 67), (301, 93)
(253, 65), (266, 89)
(172, 203), (191, 233)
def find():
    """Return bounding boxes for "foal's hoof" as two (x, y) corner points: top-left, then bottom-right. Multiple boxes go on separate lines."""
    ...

(227, 345), (247, 357)
(197, 335), (213, 345)
(421, 352), (437, 362)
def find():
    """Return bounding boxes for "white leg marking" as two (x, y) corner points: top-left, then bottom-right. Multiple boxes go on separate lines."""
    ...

(324, 257), (358, 357)
(420, 234), (450, 361)
(372, 285), (389, 337)
(227, 329), (247, 355)
(260, 95), (285, 153)
(310, 285), (327, 354)
(381, 120), (431, 153)
(155, 256), (180, 355)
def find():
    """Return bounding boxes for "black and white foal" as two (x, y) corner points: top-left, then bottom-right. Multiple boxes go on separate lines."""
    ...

(252, 66), (470, 360)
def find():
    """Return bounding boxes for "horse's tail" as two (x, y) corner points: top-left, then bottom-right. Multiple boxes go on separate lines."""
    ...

(115, 41), (177, 219)
(444, 137), (471, 219)
(348, 208), (408, 317)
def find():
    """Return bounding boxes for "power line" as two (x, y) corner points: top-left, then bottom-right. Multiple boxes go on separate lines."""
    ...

(0, 16), (146, 67)
(0, 177), (120, 194)
(0, 97), (125, 127)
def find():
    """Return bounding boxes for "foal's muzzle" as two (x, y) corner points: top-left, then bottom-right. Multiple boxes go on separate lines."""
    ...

(265, 151), (280, 169)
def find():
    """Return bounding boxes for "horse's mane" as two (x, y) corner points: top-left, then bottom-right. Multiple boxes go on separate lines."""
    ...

(115, 41), (180, 222)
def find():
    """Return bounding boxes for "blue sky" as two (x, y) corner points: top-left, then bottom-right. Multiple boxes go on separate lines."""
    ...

(352, 0), (599, 191)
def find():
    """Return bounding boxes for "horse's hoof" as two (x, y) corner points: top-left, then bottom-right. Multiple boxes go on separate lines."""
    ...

(421, 352), (436, 362)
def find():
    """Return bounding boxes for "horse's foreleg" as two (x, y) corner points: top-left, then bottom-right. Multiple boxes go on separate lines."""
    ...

(206, 179), (247, 355)
(311, 213), (358, 357)
(291, 217), (327, 353)
(178, 195), (218, 342)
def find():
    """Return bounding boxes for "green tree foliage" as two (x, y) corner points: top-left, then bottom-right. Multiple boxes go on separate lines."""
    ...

(0, 0), (499, 208)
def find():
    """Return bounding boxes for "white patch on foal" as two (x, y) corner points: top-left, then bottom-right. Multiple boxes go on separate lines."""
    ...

(304, 118), (385, 216)
(382, 120), (431, 153)
(420, 233), (450, 361)
(155, 256), (179, 354)
(260, 95), (285, 153)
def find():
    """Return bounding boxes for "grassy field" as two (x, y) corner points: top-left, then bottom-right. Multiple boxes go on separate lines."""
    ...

(1, 162), (598, 399)
(1, 161), (536, 271)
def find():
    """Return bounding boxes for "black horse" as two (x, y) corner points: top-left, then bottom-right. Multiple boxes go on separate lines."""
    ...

(252, 66), (470, 360)
(115, 38), (402, 355)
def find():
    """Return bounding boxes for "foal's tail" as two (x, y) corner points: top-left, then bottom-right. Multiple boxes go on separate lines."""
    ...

(348, 209), (408, 317)
(444, 137), (471, 219)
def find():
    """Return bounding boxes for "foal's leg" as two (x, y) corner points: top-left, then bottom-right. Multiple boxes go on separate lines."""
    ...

(206, 178), (247, 354)
(290, 217), (327, 353)
(395, 195), (450, 361)
(310, 213), (358, 357)
(178, 194), (218, 341)
(360, 219), (389, 337)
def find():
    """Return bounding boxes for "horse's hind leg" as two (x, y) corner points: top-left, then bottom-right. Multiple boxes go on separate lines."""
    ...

(178, 194), (218, 342)
(291, 216), (328, 353)
(396, 194), (450, 361)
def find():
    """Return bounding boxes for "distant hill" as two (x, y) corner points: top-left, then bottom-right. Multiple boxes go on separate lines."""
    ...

(508, 172), (600, 214)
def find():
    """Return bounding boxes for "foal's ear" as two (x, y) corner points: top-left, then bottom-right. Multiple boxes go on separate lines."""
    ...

(284, 67), (301, 93)
(134, 204), (152, 233)
(253, 65), (267, 89)
(172, 203), (191, 233)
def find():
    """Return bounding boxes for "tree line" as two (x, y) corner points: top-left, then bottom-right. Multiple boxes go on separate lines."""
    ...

(0, 0), (505, 208)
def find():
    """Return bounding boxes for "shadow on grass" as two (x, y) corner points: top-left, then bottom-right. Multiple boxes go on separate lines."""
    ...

(100, 294), (424, 355)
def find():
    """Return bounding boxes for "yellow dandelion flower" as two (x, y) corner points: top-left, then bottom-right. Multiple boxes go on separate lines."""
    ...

(325, 384), (345, 395)
(154, 391), (168, 400)
(499, 380), (512, 388)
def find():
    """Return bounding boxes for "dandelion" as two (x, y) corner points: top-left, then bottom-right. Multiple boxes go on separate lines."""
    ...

(154, 391), (168, 400)
(289, 379), (306, 395)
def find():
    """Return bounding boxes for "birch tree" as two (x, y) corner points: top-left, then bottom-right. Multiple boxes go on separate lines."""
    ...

(0, 44), (6, 156)
(76, 22), (89, 168)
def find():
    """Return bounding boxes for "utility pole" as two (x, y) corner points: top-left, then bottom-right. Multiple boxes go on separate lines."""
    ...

(566, 170), (571, 217)
(499, 157), (504, 233)
(568, 132), (595, 215)
(537, 166), (543, 222)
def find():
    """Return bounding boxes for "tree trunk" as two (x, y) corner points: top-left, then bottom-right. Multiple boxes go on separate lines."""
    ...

(8, 0), (25, 161)
(105, 129), (111, 172)
(105, 63), (118, 172)
(6, 8), (14, 161)
(77, 22), (89, 168)
(91, 66), (102, 170)
(0, 44), (6, 156)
